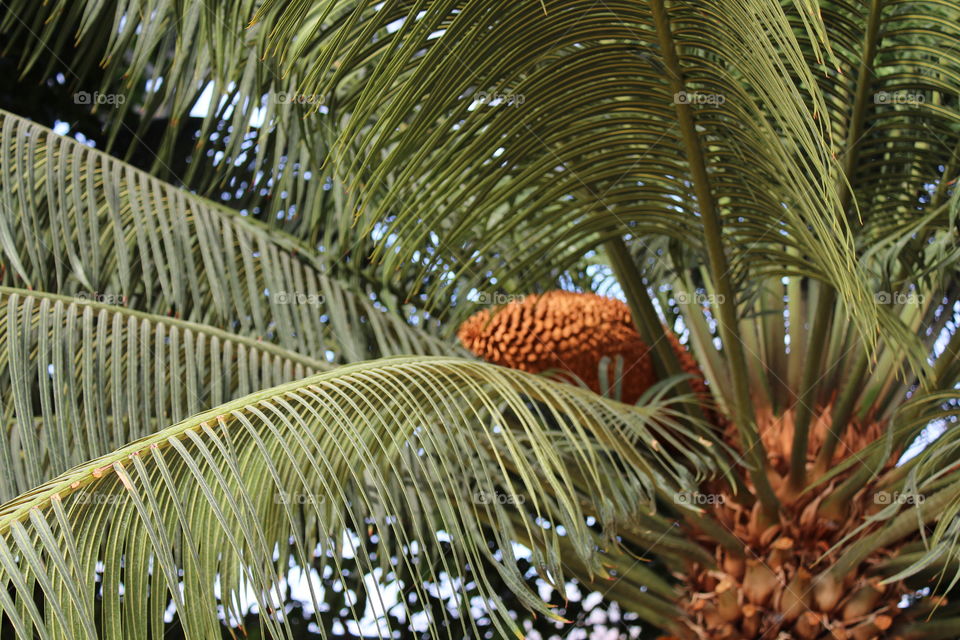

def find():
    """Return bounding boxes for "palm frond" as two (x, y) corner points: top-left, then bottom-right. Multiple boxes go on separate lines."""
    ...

(0, 0), (341, 238)
(0, 287), (329, 501)
(0, 109), (455, 362)
(236, 0), (948, 353)
(819, 0), (960, 233)
(883, 391), (960, 590)
(811, 387), (960, 587)
(0, 357), (724, 638)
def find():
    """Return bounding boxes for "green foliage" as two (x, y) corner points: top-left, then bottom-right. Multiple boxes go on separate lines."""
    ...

(0, 0), (959, 638)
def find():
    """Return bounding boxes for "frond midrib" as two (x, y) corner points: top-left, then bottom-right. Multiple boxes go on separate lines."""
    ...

(0, 286), (331, 372)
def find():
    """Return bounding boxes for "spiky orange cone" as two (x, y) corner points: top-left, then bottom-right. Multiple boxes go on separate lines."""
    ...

(457, 291), (706, 406)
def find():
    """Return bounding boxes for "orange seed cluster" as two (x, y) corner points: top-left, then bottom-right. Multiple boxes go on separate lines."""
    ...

(458, 291), (697, 405)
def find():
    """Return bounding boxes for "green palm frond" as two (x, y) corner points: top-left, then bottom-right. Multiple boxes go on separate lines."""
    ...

(1, 2), (959, 637)
(658, 262), (952, 421)
(0, 357), (724, 638)
(824, 0), (960, 231)
(235, 0), (949, 345)
(0, 110), (454, 363)
(872, 390), (960, 589)
(807, 385), (960, 586)
(0, 287), (329, 501)
(0, 0), (340, 237)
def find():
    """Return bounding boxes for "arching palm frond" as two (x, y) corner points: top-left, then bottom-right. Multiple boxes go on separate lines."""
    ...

(0, 287), (327, 501)
(0, 110), (455, 363)
(0, 0), (339, 238)
(825, 389), (960, 592)
(0, 357), (725, 638)
(241, 0), (950, 346)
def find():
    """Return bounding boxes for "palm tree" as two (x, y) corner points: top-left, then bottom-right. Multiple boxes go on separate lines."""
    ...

(0, 0), (958, 638)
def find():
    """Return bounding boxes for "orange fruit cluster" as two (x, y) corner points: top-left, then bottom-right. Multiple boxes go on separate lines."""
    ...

(458, 291), (698, 405)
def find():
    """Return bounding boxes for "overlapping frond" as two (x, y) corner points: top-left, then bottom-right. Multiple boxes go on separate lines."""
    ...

(804, 382), (960, 589)
(864, 390), (960, 590)
(0, 357), (725, 638)
(810, 0), (960, 230)
(0, 287), (330, 501)
(661, 264), (950, 420)
(0, 110), (455, 362)
(234, 0), (931, 345)
(0, 0), (342, 237)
